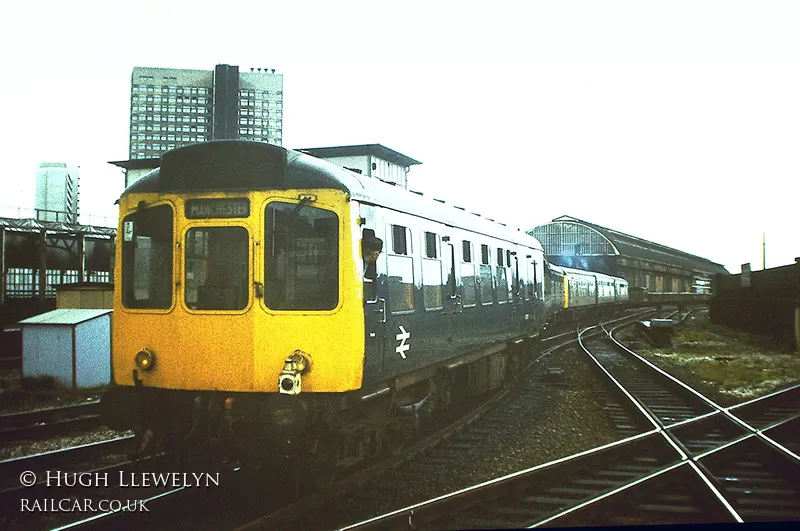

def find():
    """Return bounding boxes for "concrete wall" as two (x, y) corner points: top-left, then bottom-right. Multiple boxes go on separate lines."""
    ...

(711, 263), (800, 350)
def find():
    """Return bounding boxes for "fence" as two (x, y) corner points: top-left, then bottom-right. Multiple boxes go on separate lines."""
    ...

(4, 268), (111, 299)
(0, 206), (116, 228)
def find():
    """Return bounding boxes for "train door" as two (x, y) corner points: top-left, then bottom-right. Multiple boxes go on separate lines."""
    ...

(442, 235), (461, 313)
(359, 205), (387, 383)
(510, 250), (522, 330)
(382, 217), (416, 376)
(523, 253), (542, 326)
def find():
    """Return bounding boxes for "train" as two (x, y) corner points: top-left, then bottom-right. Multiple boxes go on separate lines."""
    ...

(100, 140), (628, 477)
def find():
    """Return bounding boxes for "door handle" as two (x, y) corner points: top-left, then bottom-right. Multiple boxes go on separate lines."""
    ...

(377, 297), (387, 323)
(452, 294), (463, 313)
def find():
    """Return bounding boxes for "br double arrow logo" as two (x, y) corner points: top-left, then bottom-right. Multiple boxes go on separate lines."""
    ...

(395, 325), (410, 359)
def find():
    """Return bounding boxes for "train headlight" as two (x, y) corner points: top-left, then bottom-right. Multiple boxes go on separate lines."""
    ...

(135, 349), (156, 371)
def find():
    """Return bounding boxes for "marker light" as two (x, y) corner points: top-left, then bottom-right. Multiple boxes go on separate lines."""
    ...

(278, 350), (312, 395)
(135, 349), (156, 371)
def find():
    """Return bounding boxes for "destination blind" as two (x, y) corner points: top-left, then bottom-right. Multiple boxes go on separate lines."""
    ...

(185, 198), (250, 219)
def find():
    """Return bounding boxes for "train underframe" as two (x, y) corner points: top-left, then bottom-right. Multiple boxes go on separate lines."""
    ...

(100, 340), (534, 483)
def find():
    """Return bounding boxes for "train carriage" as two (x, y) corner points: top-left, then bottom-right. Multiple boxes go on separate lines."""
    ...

(561, 267), (598, 308)
(558, 266), (629, 308)
(102, 140), (553, 471)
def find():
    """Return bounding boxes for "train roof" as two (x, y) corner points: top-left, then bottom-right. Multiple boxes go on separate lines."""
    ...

(557, 265), (628, 283)
(122, 141), (543, 249)
(295, 144), (422, 167)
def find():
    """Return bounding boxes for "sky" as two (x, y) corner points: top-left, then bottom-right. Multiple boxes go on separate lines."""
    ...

(1, 0), (798, 274)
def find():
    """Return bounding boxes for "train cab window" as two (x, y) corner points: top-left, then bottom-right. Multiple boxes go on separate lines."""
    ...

(121, 204), (173, 309)
(185, 227), (249, 310)
(265, 201), (339, 311)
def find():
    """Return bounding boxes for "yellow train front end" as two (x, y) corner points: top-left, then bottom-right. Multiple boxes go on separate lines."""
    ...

(112, 189), (363, 394)
(101, 141), (368, 469)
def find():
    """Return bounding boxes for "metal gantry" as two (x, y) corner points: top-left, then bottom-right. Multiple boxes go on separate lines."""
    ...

(0, 217), (115, 306)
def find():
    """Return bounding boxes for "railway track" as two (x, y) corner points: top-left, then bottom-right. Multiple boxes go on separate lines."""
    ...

(0, 434), (219, 531)
(57, 366), (527, 530)
(0, 436), (139, 528)
(0, 401), (102, 444)
(0, 436), (135, 488)
(333, 318), (800, 529)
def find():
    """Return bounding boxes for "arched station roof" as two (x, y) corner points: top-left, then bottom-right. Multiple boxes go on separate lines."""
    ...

(530, 215), (728, 276)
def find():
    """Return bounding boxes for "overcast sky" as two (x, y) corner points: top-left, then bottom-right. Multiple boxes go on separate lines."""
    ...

(1, 1), (798, 274)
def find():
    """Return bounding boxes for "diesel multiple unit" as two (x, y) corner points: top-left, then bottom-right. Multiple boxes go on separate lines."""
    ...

(101, 140), (628, 476)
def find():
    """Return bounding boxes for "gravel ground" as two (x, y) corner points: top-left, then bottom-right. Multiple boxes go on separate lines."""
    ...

(0, 369), (125, 461)
(0, 428), (131, 461)
(324, 342), (620, 528)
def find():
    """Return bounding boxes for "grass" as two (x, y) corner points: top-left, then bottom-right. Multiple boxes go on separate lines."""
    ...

(641, 321), (800, 404)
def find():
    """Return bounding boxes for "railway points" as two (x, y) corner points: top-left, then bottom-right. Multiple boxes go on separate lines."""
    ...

(330, 316), (800, 529)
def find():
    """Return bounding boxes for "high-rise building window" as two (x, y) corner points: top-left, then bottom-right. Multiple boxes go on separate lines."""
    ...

(130, 66), (282, 158)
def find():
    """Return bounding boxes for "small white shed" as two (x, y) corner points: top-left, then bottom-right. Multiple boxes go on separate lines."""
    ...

(20, 309), (112, 389)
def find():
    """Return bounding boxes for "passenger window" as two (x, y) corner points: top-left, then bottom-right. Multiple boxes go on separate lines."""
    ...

(388, 255), (414, 313)
(479, 263), (493, 304)
(479, 244), (492, 304)
(422, 257), (443, 310)
(424, 232), (438, 259)
(460, 262), (477, 307)
(388, 224), (413, 313)
(422, 231), (443, 310)
(392, 225), (408, 255)
(459, 240), (476, 307)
